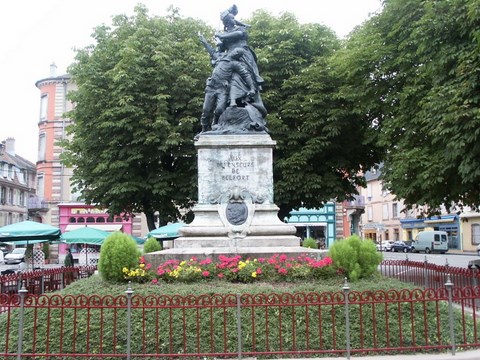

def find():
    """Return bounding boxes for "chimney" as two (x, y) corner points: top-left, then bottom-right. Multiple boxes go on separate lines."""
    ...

(5, 137), (15, 156)
(50, 62), (57, 77)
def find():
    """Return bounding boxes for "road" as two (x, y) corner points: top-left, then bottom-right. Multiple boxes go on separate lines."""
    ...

(381, 250), (478, 268)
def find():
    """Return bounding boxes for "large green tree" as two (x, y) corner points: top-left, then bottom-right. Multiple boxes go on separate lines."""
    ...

(247, 11), (383, 219)
(62, 6), (212, 230)
(338, 0), (480, 214)
(63, 6), (386, 228)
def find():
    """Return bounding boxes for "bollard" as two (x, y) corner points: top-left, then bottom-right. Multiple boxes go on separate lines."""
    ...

(343, 277), (351, 360)
(236, 293), (242, 359)
(17, 281), (28, 360)
(125, 281), (134, 360)
(445, 275), (455, 356)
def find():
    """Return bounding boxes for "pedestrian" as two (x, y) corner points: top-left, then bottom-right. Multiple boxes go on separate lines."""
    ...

(64, 248), (74, 267)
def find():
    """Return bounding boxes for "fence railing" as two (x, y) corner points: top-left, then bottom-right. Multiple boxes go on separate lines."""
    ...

(1, 262), (480, 358)
(1, 278), (480, 358)
(380, 259), (480, 294)
(0, 266), (97, 300)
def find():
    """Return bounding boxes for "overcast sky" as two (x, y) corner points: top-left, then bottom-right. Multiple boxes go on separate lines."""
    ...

(1, 0), (382, 163)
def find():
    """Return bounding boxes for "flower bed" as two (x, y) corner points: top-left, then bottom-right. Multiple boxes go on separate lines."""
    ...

(124, 253), (338, 284)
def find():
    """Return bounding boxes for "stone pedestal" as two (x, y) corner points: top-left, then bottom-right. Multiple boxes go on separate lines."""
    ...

(176, 134), (299, 248)
(143, 134), (330, 267)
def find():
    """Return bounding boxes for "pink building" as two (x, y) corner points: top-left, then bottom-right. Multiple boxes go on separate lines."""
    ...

(34, 64), (140, 262)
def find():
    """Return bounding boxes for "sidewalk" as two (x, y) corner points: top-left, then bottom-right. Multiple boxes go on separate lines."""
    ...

(287, 348), (480, 360)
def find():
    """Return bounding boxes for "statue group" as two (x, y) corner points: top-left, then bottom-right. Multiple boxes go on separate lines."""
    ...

(197, 5), (268, 138)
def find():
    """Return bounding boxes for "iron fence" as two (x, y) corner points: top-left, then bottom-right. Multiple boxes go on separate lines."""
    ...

(0, 262), (480, 358)
(0, 278), (479, 358)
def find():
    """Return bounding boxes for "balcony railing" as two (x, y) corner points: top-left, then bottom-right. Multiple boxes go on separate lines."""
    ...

(27, 196), (49, 210)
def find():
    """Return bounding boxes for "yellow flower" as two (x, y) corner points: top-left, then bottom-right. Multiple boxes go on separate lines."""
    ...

(139, 263), (145, 268)
(122, 267), (129, 273)
(180, 260), (187, 266)
(238, 261), (246, 269)
(251, 271), (257, 278)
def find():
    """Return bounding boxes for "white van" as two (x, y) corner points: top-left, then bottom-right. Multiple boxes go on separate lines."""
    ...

(412, 231), (449, 254)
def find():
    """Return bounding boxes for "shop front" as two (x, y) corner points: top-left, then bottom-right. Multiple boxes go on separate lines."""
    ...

(286, 203), (336, 249)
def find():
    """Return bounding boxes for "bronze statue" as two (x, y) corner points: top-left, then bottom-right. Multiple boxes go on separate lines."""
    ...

(197, 5), (268, 138)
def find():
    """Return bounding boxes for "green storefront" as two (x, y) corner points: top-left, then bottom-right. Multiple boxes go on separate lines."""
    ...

(286, 203), (336, 249)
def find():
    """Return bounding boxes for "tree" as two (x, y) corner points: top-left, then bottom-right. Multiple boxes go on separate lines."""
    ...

(62, 5), (213, 230)
(247, 11), (383, 219)
(338, 0), (480, 214)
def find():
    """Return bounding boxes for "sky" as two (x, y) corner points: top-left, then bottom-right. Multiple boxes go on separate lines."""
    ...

(1, 0), (382, 163)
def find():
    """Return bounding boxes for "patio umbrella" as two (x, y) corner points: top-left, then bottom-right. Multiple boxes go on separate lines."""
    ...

(147, 222), (185, 239)
(61, 227), (110, 245)
(0, 221), (61, 241)
(61, 227), (111, 266)
(0, 221), (61, 270)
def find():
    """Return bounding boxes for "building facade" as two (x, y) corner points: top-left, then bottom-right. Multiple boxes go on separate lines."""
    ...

(0, 138), (37, 226)
(33, 64), (143, 262)
(359, 168), (416, 244)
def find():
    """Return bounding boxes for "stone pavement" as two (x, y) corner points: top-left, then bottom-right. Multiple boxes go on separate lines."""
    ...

(284, 348), (480, 360)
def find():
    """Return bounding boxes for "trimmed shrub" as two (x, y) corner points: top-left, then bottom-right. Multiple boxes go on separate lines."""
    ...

(302, 237), (318, 249)
(98, 232), (140, 283)
(143, 237), (162, 253)
(328, 235), (382, 281)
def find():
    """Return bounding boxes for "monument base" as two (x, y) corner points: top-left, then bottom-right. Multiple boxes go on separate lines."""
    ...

(144, 247), (328, 269)
(144, 133), (308, 266)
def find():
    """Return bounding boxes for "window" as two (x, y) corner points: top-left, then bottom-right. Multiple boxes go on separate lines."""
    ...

(367, 206), (373, 221)
(472, 224), (480, 245)
(367, 184), (372, 200)
(382, 204), (389, 220)
(40, 94), (48, 120)
(392, 203), (398, 219)
(8, 188), (13, 205)
(38, 133), (46, 161)
(19, 191), (25, 207)
(0, 187), (6, 204)
(37, 174), (45, 198)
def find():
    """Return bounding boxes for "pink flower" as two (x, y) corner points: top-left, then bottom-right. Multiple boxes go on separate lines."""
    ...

(256, 268), (262, 275)
(279, 254), (287, 262)
(278, 267), (288, 275)
(200, 258), (212, 265)
(157, 269), (165, 275)
(217, 273), (224, 278)
(258, 257), (265, 263)
(202, 271), (210, 277)
(151, 278), (158, 284)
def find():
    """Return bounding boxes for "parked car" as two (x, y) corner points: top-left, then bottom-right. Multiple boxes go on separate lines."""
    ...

(412, 231), (448, 254)
(376, 241), (394, 252)
(4, 247), (26, 264)
(391, 240), (413, 253)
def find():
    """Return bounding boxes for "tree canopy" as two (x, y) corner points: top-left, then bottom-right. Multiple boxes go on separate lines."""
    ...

(247, 10), (383, 218)
(63, 1), (480, 229)
(338, 0), (480, 214)
(63, 5), (212, 229)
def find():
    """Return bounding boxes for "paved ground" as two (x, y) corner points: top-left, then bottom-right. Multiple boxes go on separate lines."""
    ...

(285, 348), (480, 359)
